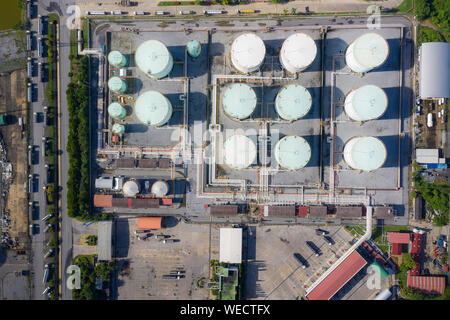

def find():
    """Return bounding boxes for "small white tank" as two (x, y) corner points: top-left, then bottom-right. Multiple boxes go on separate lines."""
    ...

(151, 180), (169, 197)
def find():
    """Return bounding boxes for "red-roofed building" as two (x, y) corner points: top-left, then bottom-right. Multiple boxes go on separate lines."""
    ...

(407, 274), (446, 295)
(388, 232), (411, 244)
(392, 243), (403, 255)
(411, 233), (423, 255)
(297, 206), (308, 217)
(306, 251), (367, 300)
(93, 194), (112, 208)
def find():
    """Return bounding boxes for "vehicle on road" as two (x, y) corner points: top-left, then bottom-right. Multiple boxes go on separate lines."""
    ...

(44, 249), (54, 258)
(43, 267), (49, 283)
(293, 253), (309, 269)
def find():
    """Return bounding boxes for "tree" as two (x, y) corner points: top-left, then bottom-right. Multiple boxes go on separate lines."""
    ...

(415, 0), (431, 21)
(291, 8), (297, 15)
(400, 253), (417, 272)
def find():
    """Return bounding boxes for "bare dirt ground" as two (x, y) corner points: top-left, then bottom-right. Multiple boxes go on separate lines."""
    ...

(0, 69), (28, 248)
(416, 100), (445, 148)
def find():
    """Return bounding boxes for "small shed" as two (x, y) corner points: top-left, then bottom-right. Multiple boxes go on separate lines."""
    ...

(114, 158), (136, 168)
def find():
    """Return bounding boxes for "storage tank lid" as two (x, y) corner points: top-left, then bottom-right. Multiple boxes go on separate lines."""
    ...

(231, 33), (266, 71)
(123, 180), (140, 197)
(222, 83), (257, 120)
(108, 50), (124, 66)
(281, 33), (317, 70)
(345, 85), (388, 121)
(223, 135), (257, 170)
(108, 76), (125, 92)
(112, 123), (125, 134)
(108, 102), (126, 119)
(345, 136), (387, 171)
(274, 135), (311, 170)
(351, 33), (389, 70)
(134, 90), (172, 126)
(275, 84), (312, 120)
(187, 40), (202, 58)
(151, 180), (169, 197)
(135, 40), (172, 78)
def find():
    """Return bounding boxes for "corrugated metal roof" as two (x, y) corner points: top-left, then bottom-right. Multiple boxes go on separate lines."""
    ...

(267, 206), (296, 217)
(97, 221), (112, 261)
(114, 158), (136, 168)
(419, 42), (450, 99)
(414, 195), (424, 220)
(298, 206), (308, 217)
(388, 232), (411, 244)
(407, 274), (446, 295)
(111, 198), (131, 208)
(391, 243), (403, 255)
(411, 233), (423, 255)
(93, 194), (112, 208)
(416, 148), (439, 164)
(306, 250), (367, 300)
(158, 158), (171, 168)
(138, 158), (158, 168)
(210, 205), (238, 217)
(131, 198), (159, 208)
(219, 228), (243, 264)
(374, 206), (394, 219)
(137, 217), (162, 230)
(309, 206), (327, 217)
(336, 206), (363, 218)
(95, 178), (114, 189)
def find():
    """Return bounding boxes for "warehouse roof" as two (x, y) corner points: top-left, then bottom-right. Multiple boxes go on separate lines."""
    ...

(309, 206), (327, 217)
(97, 221), (113, 261)
(137, 217), (162, 230)
(407, 274), (446, 296)
(411, 233), (423, 255)
(306, 250), (367, 300)
(210, 205), (238, 217)
(416, 148), (439, 164)
(114, 158), (136, 168)
(267, 206), (296, 217)
(95, 177), (113, 189)
(374, 206), (394, 219)
(388, 232), (411, 244)
(131, 198), (160, 209)
(419, 42), (450, 99)
(335, 206), (363, 218)
(219, 228), (242, 264)
(138, 158), (158, 168)
(93, 194), (112, 208)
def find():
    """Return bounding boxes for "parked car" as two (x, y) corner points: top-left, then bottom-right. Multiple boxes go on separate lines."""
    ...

(134, 229), (151, 234)
(324, 236), (334, 245)
(306, 241), (322, 256)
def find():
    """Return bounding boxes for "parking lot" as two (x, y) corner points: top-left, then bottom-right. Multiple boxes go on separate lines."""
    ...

(244, 225), (354, 299)
(113, 218), (213, 300)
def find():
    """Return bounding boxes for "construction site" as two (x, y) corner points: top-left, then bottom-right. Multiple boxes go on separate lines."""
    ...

(88, 16), (413, 226)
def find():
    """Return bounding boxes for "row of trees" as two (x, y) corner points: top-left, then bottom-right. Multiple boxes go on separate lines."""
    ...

(66, 55), (91, 221)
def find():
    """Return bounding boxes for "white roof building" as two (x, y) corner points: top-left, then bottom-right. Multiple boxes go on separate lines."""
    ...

(219, 228), (242, 264)
(416, 148), (439, 164)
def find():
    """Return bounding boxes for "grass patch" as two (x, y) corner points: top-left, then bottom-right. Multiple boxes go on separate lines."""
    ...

(394, 0), (413, 13)
(371, 225), (409, 253)
(417, 25), (445, 46)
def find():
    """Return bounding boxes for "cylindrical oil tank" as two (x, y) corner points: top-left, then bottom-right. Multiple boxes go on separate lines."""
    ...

(151, 180), (169, 197)
(108, 50), (127, 67)
(123, 180), (140, 197)
(280, 33), (317, 73)
(134, 90), (173, 126)
(343, 136), (387, 172)
(274, 135), (311, 171)
(108, 102), (127, 120)
(186, 40), (202, 58)
(223, 135), (257, 170)
(135, 40), (173, 79)
(112, 123), (125, 134)
(222, 83), (257, 120)
(275, 84), (312, 121)
(230, 33), (266, 74)
(345, 33), (389, 73)
(108, 76), (127, 94)
(344, 85), (388, 121)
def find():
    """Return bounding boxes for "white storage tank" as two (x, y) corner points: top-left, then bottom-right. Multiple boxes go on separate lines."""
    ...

(345, 33), (389, 73)
(280, 33), (317, 73)
(275, 84), (312, 121)
(108, 76), (127, 94)
(134, 90), (173, 127)
(108, 102), (127, 120)
(112, 123), (125, 134)
(135, 40), (173, 79)
(344, 85), (388, 121)
(223, 135), (257, 170)
(108, 50), (127, 67)
(151, 180), (169, 197)
(230, 33), (266, 74)
(222, 83), (257, 120)
(274, 135), (311, 170)
(343, 136), (387, 172)
(123, 180), (140, 197)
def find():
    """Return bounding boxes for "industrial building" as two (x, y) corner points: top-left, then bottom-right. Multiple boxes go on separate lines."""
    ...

(219, 228), (243, 264)
(419, 42), (450, 99)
